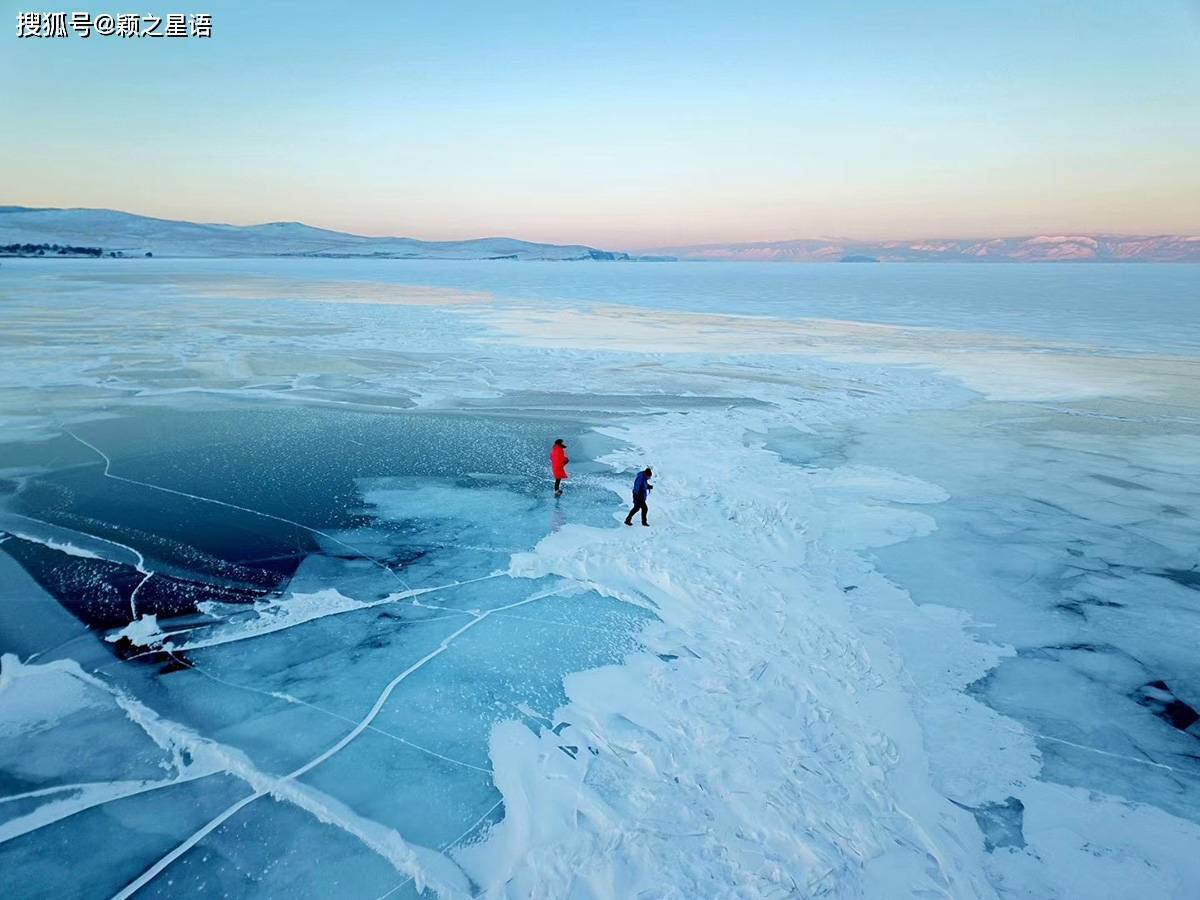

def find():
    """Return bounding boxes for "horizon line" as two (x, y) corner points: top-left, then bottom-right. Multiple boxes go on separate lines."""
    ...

(4, 203), (1199, 251)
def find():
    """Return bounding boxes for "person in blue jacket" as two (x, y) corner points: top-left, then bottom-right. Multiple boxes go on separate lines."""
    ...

(624, 467), (653, 527)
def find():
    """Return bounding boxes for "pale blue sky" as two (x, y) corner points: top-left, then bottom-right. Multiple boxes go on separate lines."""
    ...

(3, 1), (1199, 246)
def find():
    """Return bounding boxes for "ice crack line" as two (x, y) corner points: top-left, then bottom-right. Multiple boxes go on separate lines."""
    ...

(165, 650), (491, 775)
(113, 584), (569, 900)
(103, 571), (505, 662)
(6, 655), (468, 895)
(63, 428), (414, 594)
(1003, 724), (1200, 778)
(374, 797), (506, 900)
(5, 510), (152, 619)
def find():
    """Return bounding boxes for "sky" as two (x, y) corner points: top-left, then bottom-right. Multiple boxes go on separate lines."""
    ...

(3, 1), (1199, 248)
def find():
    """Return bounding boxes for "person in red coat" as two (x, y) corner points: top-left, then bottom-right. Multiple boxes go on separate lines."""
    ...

(550, 439), (569, 497)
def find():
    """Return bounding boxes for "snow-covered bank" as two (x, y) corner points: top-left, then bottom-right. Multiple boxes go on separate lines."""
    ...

(469, 408), (993, 896)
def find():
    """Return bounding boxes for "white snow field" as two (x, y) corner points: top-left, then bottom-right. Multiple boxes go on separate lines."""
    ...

(0, 258), (1198, 899)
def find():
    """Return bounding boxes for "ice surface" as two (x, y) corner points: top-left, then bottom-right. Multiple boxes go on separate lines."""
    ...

(2, 258), (1199, 898)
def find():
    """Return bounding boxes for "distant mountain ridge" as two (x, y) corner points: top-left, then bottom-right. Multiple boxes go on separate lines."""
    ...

(4, 206), (1196, 262)
(0, 206), (634, 261)
(636, 234), (1200, 263)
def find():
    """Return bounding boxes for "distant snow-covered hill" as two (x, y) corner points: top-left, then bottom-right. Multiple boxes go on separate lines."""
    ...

(635, 234), (1200, 262)
(6, 206), (1195, 263)
(0, 206), (631, 261)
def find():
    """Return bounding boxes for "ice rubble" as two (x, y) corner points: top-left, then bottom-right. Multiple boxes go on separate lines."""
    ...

(485, 410), (997, 897)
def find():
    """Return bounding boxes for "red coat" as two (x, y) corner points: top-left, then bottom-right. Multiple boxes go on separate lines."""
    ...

(550, 445), (569, 479)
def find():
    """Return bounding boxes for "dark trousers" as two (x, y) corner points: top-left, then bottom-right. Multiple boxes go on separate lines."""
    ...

(625, 495), (648, 525)
(554, 478), (562, 492)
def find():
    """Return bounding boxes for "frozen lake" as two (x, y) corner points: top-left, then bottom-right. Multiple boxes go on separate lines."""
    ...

(1, 258), (1198, 898)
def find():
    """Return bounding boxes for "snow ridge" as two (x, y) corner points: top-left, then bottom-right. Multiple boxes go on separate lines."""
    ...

(461, 408), (997, 897)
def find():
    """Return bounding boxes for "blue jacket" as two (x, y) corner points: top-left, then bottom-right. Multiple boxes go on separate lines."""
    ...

(632, 471), (651, 498)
